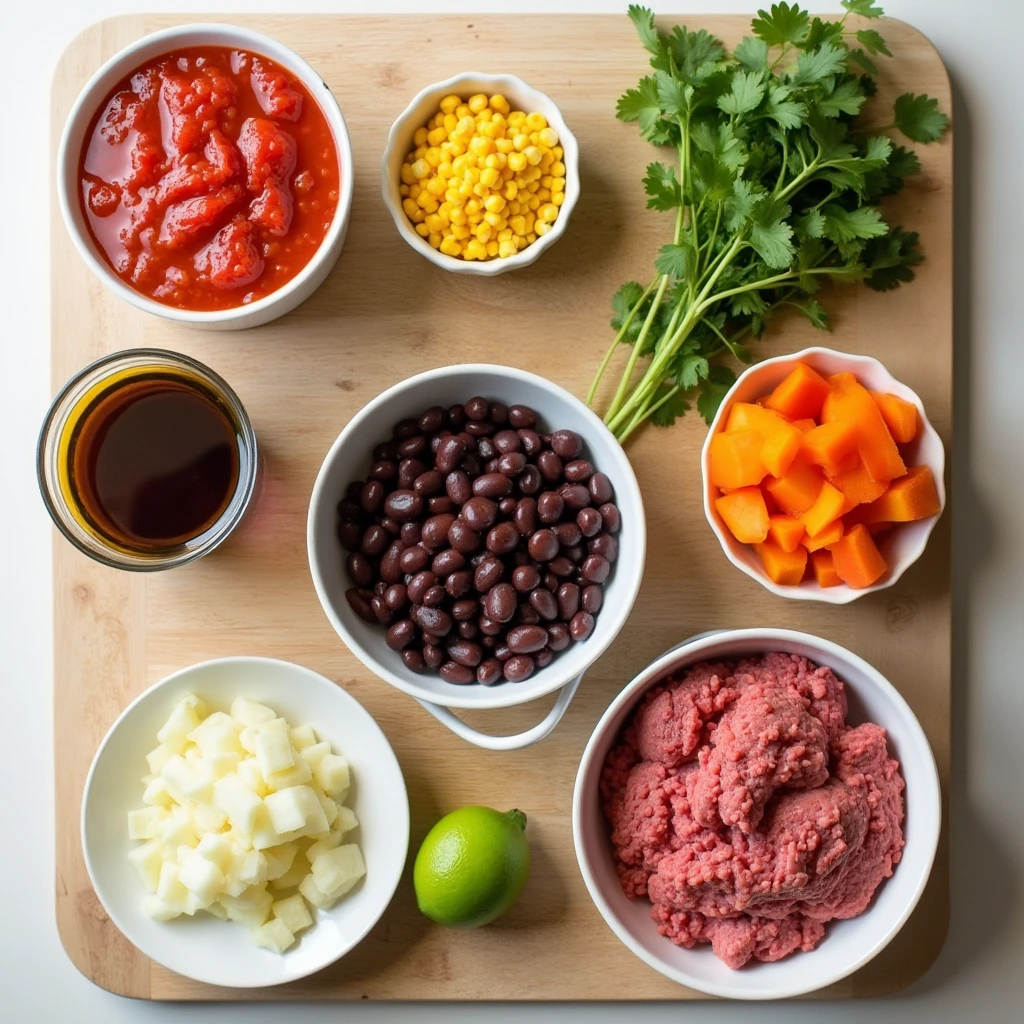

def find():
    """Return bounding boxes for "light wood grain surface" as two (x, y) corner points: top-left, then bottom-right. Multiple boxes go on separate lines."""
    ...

(51, 13), (952, 1001)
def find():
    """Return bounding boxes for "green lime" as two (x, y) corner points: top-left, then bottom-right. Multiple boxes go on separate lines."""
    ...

(413, 806), (530, 928)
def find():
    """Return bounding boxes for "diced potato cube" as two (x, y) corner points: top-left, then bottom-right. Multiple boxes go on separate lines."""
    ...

(182, 892), (207, 916)
(299, 741), (331, 769)
(315, 754), (350, 797)
(255, 729), (296, 778)
(311, 844), (366, 900)
(288, 724), (317, 751)
(306, 831), (342, 863)
(206, 751), (242, 780)
(270, 845), (313, 890)
(221, 875), (248, 899)
(316, 792), (339, 829)
(250, 917), (295, 954)
(159, 754), (198, 802)
(192, 719), (244, 760)
(144, 896), (182, 921)
(184, 746), (202, 764)
(145, 744), (177, 775)
(240, 718), (287, 755)
(205, 901), (228, 920)
(263, 842), (298, 882)
(192, 801), (228, 834)
(159, 810), (200, 850)
(265, 785), (329, 838)
(157, 695), (206, 749)
(230, 697), (278, 727)
(129, 839), (167, 893)
(237, 758), (268, 797)
(273, 893), (313, 935)
(264, 758), (312, 792)
(178, 849), (224, 905)
(220, 886), (273, 928)
(196, 833), (233, 870)
(128, 806), (168, 840)
(298, 872), (335, 910)
(334, 805), (358, 836)
(156, 861), (190, 910)
(237, 850), (268, 886)
(213, 774), (264, 834)
(142, 777), (174, 808)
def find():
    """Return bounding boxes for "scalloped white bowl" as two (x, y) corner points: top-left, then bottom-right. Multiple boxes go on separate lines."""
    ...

(380, 72), (580, 276)
(700, 347), (946, 604)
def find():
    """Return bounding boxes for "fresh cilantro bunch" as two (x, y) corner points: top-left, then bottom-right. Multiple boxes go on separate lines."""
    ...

(587, 1), (949, 441)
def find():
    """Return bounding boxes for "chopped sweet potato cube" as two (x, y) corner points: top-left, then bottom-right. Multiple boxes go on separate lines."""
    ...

(767, 514), (805, 553)
(709, 430), (767, 490)
(725, 402), (802, 477)
(757, 540), (808, 586)
(715, 487), (770, 544)
(802, 517), (843, 552)
(801, 421), (858, 476)
(791, 417), (817, 433)
(822, 372), (906, 482)
(870, 391), (919, 444)
(829, 524), (888, 588)
(810, 549), (842, 588)
(765, 457), (824, 515)
(800, 481), (847, 537)
(859, 466), (941, 523)
(764, 364), (833, 420)
(826, 459), (889, 506)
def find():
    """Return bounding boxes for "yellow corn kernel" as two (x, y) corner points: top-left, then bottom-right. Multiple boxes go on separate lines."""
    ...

(440, 94), (461, 115)
(512, 133), (530, 152)
(509, 215), (527, 235)
(480, 167), (501, 188)
(402, 197), (420, 219)
(503, 181), (519, 200)
(465, 238), (487, 259)
(475, 108), (492, 123)
(552, 191), (565, 206)
(483, 210), (502, 228)
(495, 137), (514, 154)
(540, 151), (554, 170)
(458, 181), (474, 199)
(553, 146), (563, 159)
(507, 152), (527, 172)
(511, 232), (526, 248)
(468, 93), (489, 113)
(508, 111), (526, 128)
(449, 207), (468, 227)
(411, 158), (430, 180)
(427, 126), (447, 147)
(400, 162), (416, 185)
(469, 136), (494, 157)
(457, 115), (477, 136)
(427, 177), (447, 197)
(524, 146), (543, 166)
(399, 183), (410, 197)
(498, 239), (517, 258)
(485, 240), (499, 257)
(455, 104), (471, 118)
(527, 232), (537, 243)
(538, 202), (559, 223)
(447, 141), (467, 157)
(490, 94), (510, 114)
(425, 213), (446, 233)
(491, 112), (507, 129)
(427, 232), (442, 249)
(415, 222), (430, 237)
(551, 161), (566, 177)
(464, 166), (481, 185)
(439, 236), (462, 257)
(550, 176), (566, 192)
(475, 221), (493, 243)
(483, 194), (506, 214)
(538, 126), (559, 147)
(465, 198), (483, 217)
(438, 161), (454, 178)
(413, 126), (429, 147)
(445, 189), (463, 205)
(537, 188), (552, 202)
(526, 112), (548, 132)
(472, 182), (489, 198)
(433, 112), (445, 128)
(418, 194), (439, 213)
(443, 113), (459, 133)
(497, 228), (513, 241)
(451, 224), (471, 240)
(526, 195), (540, 212)
(535, 219), (551, 237)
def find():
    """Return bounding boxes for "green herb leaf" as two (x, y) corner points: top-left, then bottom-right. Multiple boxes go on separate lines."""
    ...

(751, 2), (810, 47)
(750, 218), (795, 267)
(815, 78), (867, 118)
(821, 203), (889, 242)
(734, 36), (770, 72)
(676, 353), (711, 390)
(792, 42), (847, 86)
(655, 69), (691, 116)
(719, 70), (766, 115)
(697, 365), (738, 424)
(863, 227), (924, 290)
(627, 5), (664, 59)
(765, 84), (806, 129)
(610, 281), (646, 333)
(841, 0), (884, 17)
(616, 76), (671, 144)
(892, 92), (950, 142)
(796, 208), (825, 238)
(650, 386), (691, 426)
(805, 16), (845, 50)
(654, 241), (698, 278)
(855, 28), (891, 57)
(847, 49), (878, 76)
(666, 26), (727, 82)
(789, 298), (830, 329)
(643, 162), (682, 210)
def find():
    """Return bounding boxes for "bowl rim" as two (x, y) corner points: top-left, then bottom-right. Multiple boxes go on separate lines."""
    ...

(700, 346), (947, 603)
(56, 22), (355, 325)
(306, 362), (646, 710)
(571, 626), (942, 1000)
(80, 654), (410, 988)
(379, 71), (581, 276)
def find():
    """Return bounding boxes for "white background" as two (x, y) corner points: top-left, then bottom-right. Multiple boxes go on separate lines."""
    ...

(3, 0), (1021, 1021)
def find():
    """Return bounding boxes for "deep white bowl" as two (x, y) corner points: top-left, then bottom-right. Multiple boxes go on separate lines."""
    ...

(381, 72), (580, 276)
(57, 24), (354, 329)
(307, 364), (645, 712)
(701, 348), (946, 603)
(82, 657), (409, 988)
(572, 628), (941, 1000)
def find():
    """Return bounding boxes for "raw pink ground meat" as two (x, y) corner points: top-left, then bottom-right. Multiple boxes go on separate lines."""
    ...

(600, 654), (905, 970)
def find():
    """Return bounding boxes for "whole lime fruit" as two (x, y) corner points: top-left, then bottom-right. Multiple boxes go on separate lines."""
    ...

(413, 806), (530, 928)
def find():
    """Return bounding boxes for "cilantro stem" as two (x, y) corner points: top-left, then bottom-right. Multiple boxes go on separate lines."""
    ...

(618, 384), (681, 443)
(585, 276), (658, 406)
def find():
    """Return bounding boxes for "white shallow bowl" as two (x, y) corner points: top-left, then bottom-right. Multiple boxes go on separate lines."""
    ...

(573, 628), (941, 1001)
(381, 72), (580, 276)
(307, 364), (645, 713)
(82, 657), (409, 988)
(57, 24), (354, 330)
(701, 347), (946, 603)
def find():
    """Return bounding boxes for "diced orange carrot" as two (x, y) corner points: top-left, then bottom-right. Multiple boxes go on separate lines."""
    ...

(759, 421), (803, 477)
(764, 364), (833, 420)
(765, 457), (824, 515)
(801, 421), (858, 476)
(859, 466), (941, 523)
(715, 487), (770, 544)
(709, 430), (767, 490)
(800, 481), (846, 537)
(822, 372), (906, 482)
(768, 514), (805, 553)
(757, 540), (808, 585)
(829, 524), (888, 588)
(810, 549), (842, 588)
(870, 391), (919, 444)
(802, 517), (844, 552)
(791, 417), (817, 433)
(826, 459), (889, 506)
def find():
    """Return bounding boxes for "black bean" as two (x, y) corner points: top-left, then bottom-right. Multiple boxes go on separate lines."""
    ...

(497, 452), (527, 477)
(431, 549), (466, 578)
(338, 499), (364, 521)
(347, 480), (366, 501)
(428, 496), (455, 515)
(558, 483), (590, 511)
(489, 402), (509, 425)
(547, 622), (571, 651)
(517, 465), (542, 495)
(507, 625), (548, 654)
(406, 570), (437, 604)
(498, 497), (517, 517)
(590, 533), (619, 562)
(398, 436), (427, 459)
(504, 655), (536, 682)
(512, 565), (541, 592)
(360, 524), (389, 557)
(379, 541), (405, 583)
(570, 610), (595, 641)
(537, 491), (564, 524)
(477, 437), (497, 461)
(474, 473), (513, 499)
(446, 520), (479, 555)
(384, 584), (408, 611)
(360, 480), (384, 514)
(535, 647), (554, 669)
(347, 552), (374, 588)
(549, 556), (575, 578)
(446, 640), (483, 668)
(398, 458), (425, 489)
(589, 472), (614, 504)
(465, 420), (495, 438)
(493, 429), (521, 454)
(486, 522), (520, 554)
(448, 404), (466, 429)
(518, 428), (543, 455)
(411, 605), (453, 637)
(485, 582), (517, 622)
(562, 543), (584, 564)
(386, 619), (416, 650)
(543, 572), (559, 592)
(557, 582), (581, 621)
(477, 658), (503, 685)
(550, 429), (583, 459)
(564, 459), (594, 483)
(462, 496), (497, 531)
(423, 643), (444, 668)
(460, 453), (482, 477)
(598, 502), (621, 534)
(458, 620), (479, 640)
(510, 498), (535, 536)
(444, 469), (472, 505)
(393, 418), (420, 440)
(474, 557), (504, 592)
(465, 396), (489, 420)
(400, 522), (422, 546)
(529, 587), (558, 620)
(412, 469), (443, 497)
(337, 519), (362, 551)
(554, 521), (582, 547)
(494, 643), (513, 662)
(479, 616), (503, 636)
(373, 580), (387, 596)
(401, 648), (427, 673)
(380, 516), (402, 535)
(372, 443), (396, 462)
(509, 405), (537, 429)
(452, 598), (479, 620)
(582, 584), (604, 614)
(517, 602), (540, 625)
(423, 585), (446, 608)
(577, 507), (602, 538)
(440, 661), (475, 684)
(581, 554), (611, 584)
(399, 545), (429, 574)
(345, 587), (377, 623)
(537, 451), (563, 482)
(369, 460), (398, 482)
(528, 529), (559, 561)
(383, 490), (422, 521)
(419, 406), (445, 433)
(435, 436), (468, 473)
(445, 570), (471, 599)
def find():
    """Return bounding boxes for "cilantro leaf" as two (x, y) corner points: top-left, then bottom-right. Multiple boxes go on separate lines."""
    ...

(841, 0), (884, 17)
(805, 16), (845, 50)
(655, 69), (691, 116)
(792, 42), (847, 86)
(616, 77), (671, 144)
(856, 28), (891, 57)
(751, 3), (810, 47)
(667, 26), (726, 82)
(697, 365), (738, 424)
(718, 70), (766, 116)
(610, 281), (645, 334)
(675, 353), (710, 390)
(796, 208), (825, 238)
(765, 84), (806, 129)
(724, 177), (762, 231)
(788, 298), (830, 329)
(847, 49), (878, 76)
(815, 78), (867, 118)
(750, 219), (795, 267)
(892, 92), (950, 142)
(650, 386), (691, 427)
(643, 162), (682, 211)
(886, 143), (922, 180)
(654, 241), (698, 278)
(627, 5), (664, 60)
(734, 36), (770, 72)
(863, 227), (924, 290)
(821, 203), (888, 242)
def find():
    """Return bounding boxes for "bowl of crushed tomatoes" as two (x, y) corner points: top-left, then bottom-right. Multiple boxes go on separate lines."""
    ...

(58, 24), (354, 329)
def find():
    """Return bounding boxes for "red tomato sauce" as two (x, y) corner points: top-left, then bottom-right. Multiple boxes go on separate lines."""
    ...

(78, 46), (340, 311)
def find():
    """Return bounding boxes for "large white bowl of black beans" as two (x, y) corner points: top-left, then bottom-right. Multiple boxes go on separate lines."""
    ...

(307, 364), (646, 712)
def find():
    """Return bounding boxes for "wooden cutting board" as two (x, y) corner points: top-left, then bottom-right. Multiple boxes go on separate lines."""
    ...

(51, 13), (952, 1001)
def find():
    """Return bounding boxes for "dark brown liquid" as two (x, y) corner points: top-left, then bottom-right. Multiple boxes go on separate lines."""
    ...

(70, 374), (240, 550)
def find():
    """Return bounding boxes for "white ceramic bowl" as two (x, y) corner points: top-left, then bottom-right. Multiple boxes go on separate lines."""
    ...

(82, 657), (409, 988)
(701, 348), (946, 603)
(381, 72), (580, 276)
(573, 628), (941, 1000)
(57, 24), (354, 330)
(307, 364), (645, 714)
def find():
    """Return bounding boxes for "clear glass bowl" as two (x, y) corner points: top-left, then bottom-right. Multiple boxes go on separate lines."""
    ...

(38, 348), (259, 571)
